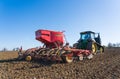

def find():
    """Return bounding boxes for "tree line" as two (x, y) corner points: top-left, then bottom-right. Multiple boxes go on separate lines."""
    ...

(108, 43), (120, 48)
(1, 43), (120, 52)
(0, 47), (20, 52)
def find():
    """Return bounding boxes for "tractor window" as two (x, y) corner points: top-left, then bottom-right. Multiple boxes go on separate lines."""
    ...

(95, 34), (98, 38)
(91, 33), (95, 39)
(81, 33), (90, 40)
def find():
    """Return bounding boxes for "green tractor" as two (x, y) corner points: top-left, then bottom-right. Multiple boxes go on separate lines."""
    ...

(74, 31), (104, 54)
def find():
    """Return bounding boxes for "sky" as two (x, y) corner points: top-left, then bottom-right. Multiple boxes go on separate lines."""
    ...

(0, 0), (120, 50)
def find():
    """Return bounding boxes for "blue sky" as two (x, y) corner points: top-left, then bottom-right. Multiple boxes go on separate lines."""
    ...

(0, 0), (120, 50)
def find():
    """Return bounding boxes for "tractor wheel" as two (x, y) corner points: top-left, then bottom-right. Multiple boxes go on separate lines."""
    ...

(87, 42), (97, 54)
(92, 43), (97, 55)
(100, 47), (104, 53)
(25, 55), (32, 61)
(62, 56), (73, 63)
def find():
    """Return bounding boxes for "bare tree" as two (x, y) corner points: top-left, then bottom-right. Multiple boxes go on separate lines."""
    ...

(108, 43), (113, 48)
(13, 47), (19, 51)
(2, 48), (7, 52)
(108, 42), (120, 48)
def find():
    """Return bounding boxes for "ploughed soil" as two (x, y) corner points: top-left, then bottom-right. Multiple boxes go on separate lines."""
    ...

(0, 48), (120, 79)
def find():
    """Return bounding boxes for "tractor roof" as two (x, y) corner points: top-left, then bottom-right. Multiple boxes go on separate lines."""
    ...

(80, 31), (95, 34)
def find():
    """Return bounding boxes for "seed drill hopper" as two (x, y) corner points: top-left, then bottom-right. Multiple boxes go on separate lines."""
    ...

(18, 29), (93, 63)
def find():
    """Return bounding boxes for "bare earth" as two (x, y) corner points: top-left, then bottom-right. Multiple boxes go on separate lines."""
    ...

(0, 48), (120, 79)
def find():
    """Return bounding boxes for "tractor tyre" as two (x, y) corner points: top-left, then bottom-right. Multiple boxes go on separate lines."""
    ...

(25, 55), (32, 61)
(87, 42), (97, 55)
(100, 47), (104, 53)
(62, 56), (73, 63)
(92, 43), (97, 54)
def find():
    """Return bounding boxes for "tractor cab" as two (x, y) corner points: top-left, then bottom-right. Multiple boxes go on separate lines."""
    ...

(80, 31), (101, 45)
(80, 31), (94, 40)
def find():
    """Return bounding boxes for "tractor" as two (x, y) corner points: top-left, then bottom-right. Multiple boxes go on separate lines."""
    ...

(74, 31), (104, 54)
(18, 30), (94, 63)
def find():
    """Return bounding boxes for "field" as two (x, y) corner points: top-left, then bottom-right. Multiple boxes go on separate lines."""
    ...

(0, 48), (120, 79)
